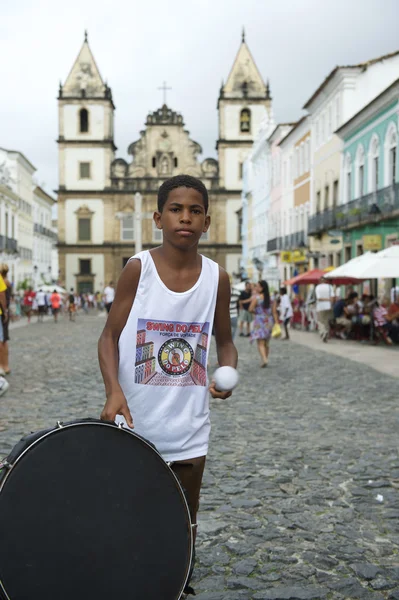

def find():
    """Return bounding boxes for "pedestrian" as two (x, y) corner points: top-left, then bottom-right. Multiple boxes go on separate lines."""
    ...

(249, 280), (278, 368)
(22, 287), (35, 323)
(68, 288), (76, 322)
(98, 174), (237, 596)
(36, 289), (47, 323)
(230, 284), (240, 340)
(103, 282), (115, 314)
(50, 289), (61, 323)
(315, 275), (335, 342)
(279, 287), (293, 340)
(0, 270), (10, 377)
(238, 281), (253, 337)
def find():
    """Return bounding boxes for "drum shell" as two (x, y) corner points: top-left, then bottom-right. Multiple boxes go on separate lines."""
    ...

(0, 418), (192, 600)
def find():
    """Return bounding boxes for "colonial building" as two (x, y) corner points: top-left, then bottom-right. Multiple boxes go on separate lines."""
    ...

(305, 50), (399, 269)
(0, 147), (35, 286)
(57, 31), (272, 293)
(32, 186), (58, 288)
(335, 78), (398, 261)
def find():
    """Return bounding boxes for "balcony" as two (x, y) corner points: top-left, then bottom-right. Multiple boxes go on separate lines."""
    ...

(309, 182), (399, 235)
(267, 237), (280, 252)
(0, 235), (18, 253)
(34, 223), (58, 240)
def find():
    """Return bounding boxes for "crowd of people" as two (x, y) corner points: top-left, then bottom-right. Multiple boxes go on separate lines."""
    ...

(0, 274), (116, 397)
(230, 275), (399, 369)
(315, 275), (399, 345)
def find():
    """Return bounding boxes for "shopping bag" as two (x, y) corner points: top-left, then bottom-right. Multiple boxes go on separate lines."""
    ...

(271, 323), (282, 338)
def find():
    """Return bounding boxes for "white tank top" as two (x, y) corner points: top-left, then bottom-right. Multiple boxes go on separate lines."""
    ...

(117, 250), (219, 462)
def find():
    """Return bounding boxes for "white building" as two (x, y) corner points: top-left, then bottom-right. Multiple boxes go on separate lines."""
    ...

(32, 186), (57, 288)
(0, 147), (35, 287)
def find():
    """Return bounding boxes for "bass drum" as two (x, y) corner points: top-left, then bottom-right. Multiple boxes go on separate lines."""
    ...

(0, 419), (192, 600)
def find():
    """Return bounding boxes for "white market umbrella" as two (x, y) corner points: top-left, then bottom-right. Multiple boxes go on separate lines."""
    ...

(325, 252), (375, 280)
(352, 245), (399, 279)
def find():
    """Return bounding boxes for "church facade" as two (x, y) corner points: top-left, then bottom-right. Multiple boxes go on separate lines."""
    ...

(57, 32), (271, 293)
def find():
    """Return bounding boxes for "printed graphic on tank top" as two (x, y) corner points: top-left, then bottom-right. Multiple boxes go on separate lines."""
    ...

(135, 319), (210, 387)
(117, 250), (219, 461)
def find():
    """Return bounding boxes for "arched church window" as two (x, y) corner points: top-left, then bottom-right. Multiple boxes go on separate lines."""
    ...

(174, 157), (178, 168)
(79, 108), (89, 133)
(152, 157), (156, 168)
(240, 109), (251, 133)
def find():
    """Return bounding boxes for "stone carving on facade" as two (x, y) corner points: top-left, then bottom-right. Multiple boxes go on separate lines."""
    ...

(111, 159), (128, 178)
(76, 62), (94, 91)
(201, 158), (219, 178)
(146, 105), (184, 126)
(0, 161), (15, 190)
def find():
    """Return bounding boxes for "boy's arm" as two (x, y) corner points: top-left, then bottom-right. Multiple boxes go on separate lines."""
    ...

(98, 259), (141, 428)
(209, 268), (238, 400)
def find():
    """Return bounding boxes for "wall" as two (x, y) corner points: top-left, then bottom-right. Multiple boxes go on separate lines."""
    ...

(66, 253), (104, 292)
(63, 104), (106, 139)
(65, 198), (104, 244)
(64, 148), (106, 190)
(222, 104), (266, 140)
(225, 198), (241, 243)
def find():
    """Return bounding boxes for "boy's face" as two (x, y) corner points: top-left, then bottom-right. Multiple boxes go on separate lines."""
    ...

(154, 187), (210, 248)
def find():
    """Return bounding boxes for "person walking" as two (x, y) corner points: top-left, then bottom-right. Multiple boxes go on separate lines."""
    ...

(68, 288), (76, 322)
(36, 289), (47, 323)
(0, 264), (12, 374)
(249, 280), (278, 368)
(0, 270), (10, 379)
(50, 289), (61, 323)
(22, 287), (35, 323)
(315, 275), (335, 342)
(230, 284), (240, 340)
(279, 287), (293, 340)
(238, 281), (253, 337)
(103, 282), (115, 314)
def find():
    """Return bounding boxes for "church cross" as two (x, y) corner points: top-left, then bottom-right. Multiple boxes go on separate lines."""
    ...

(158, 81), (172, 105)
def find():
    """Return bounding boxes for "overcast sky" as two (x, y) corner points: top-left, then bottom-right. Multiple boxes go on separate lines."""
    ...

(1, 0), (398, 195)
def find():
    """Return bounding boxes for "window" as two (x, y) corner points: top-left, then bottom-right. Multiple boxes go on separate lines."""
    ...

(390, 146), (397, 186)
(121, 215), (134, 241)
(78, 218), (91, 241)
(11, 215), (15, 238)
(240, 109), (251, 133)
(385, 123), (398, 186)
(356, 144), (365, 198)
(174, 157), (178, 168)
(359, 165), (364, 197)
(316, 191), (321, 213)
(320, 114), (325, 144)
(152, 157), (156, 168)
(369, 135), (380, 192)
(333, 180), (339, 208)
(345, 246), (351, 263)
(5, 212), (8, 237)
(152, 221), (163, 242)
(324, 185), (329, 211)
(79, 108), (89, 133)
(344, 153), (352, 203)
(79, 259), (91, 274)
(79, 162), (91, 179)
(238, 162), (243, 180)
(315, 121), (319, 147)
(299, 144), (304, 175)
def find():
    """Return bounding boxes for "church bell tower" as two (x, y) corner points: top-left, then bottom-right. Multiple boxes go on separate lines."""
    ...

(217, 29), (272, 190)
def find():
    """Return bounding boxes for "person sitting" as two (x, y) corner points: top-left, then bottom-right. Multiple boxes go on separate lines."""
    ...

(372, 298), (392, 345)
(333, 296), (352, 339)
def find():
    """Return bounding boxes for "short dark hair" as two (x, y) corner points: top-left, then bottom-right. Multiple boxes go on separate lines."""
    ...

(157, 175), (209, 213)
(348, 291), (358, 300)
(280, 287), (287, 295)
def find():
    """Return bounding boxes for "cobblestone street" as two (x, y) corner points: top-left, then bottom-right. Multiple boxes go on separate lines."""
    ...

(1, 315), (398, 599)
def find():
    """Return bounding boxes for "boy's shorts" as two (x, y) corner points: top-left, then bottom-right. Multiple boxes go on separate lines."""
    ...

(170, 456), (206, 526)
(239, 309), (252, 323)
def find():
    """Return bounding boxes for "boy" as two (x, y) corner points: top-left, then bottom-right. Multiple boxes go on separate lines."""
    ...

(279, 287), (293, 340)
(98, 174), (238, 594)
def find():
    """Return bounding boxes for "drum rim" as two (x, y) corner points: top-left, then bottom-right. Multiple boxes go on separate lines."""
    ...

(0, 420), (193, 600)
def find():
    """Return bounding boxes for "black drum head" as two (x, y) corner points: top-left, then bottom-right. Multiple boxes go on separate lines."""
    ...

(0, 422), (192, 600)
